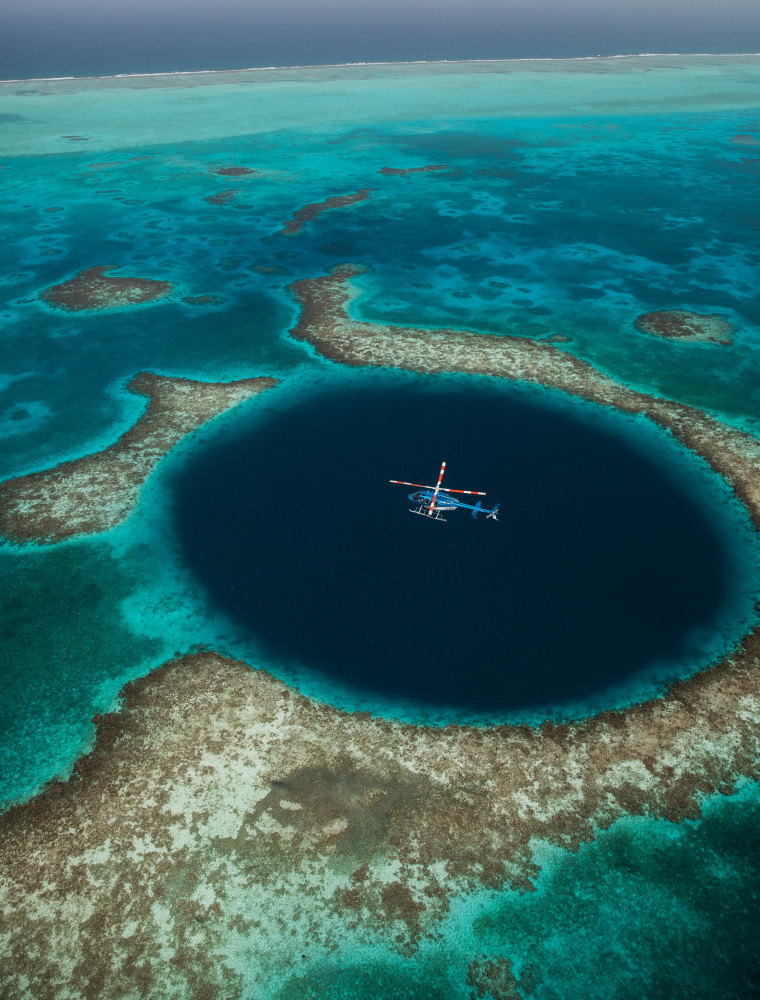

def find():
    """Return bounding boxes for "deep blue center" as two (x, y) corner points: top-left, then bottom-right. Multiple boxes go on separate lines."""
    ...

(171, 377), (735, 716)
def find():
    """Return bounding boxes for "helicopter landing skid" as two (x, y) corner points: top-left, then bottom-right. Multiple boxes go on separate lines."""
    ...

(392, 462), (498, 524)
(409, 506), (447, 521)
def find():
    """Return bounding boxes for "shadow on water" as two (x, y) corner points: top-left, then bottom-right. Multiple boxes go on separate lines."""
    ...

(171, 376), (746, 718)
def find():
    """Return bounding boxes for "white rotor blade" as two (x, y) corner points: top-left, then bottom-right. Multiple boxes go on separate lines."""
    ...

(428, 461), (446, 515)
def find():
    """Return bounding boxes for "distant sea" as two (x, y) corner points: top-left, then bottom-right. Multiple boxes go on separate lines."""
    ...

(2, 1), (760, 82)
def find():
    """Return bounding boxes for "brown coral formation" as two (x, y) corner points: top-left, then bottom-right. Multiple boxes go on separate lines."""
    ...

(40, 265), (173, 312)
(289, 265), (760, 520)
(379, 164), (450, 176)
(635, 309), (734, 344)
(279, 188), (373, 236)
(182, 294), (224, 305)
(467, 956), (534, 999)
(210, 165), (257, 176)
(2, 625), (760, 1000)
(205, 189), (239, 205)
(0, 374), (276, 545)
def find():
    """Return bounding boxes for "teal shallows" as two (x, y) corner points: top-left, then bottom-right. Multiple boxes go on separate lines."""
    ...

(3, 56), (760, 157)
(451, 780), (760, 1000)
(0, 366), (336, 813)
(166, 780), (760, 999)
(270, 957), (462, 1000)
(2, 105), (760, 487)
(0, 541), (162, 810)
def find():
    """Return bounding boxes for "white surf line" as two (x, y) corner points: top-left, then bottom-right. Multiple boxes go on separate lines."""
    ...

(2, 52), (759, 86)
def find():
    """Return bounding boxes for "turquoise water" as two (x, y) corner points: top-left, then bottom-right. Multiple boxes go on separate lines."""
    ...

(2, 57), (760, 996)
(266, 780), (760, 999)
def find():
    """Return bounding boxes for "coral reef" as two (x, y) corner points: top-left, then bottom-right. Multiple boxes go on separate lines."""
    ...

(0, 374), (276, 544)
(279, 189), (373, 236)
(40, 265), (173, 312)
(2, 634), (759, 999)
(210, 165), (257, 176)
(635, 309), (734, 344)
(379, 165), (450, 176)
(205, 189), (239, 205)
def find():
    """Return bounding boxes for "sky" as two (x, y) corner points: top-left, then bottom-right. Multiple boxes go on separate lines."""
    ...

(2, 0), (760, 78)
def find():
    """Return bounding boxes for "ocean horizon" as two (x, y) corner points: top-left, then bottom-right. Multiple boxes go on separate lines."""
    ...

(4, 0), (760, 84)
(3, 50), (760, 85)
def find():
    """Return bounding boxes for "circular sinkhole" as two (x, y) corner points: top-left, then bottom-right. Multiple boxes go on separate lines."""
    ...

(171, 375), (756, 720)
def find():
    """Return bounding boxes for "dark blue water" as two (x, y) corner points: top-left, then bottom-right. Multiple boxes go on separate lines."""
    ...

(4, 2), (759, 80)
(172, 377), (735, 716)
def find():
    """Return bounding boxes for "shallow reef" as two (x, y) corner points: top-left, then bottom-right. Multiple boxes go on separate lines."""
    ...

(2, 638), (760, 999)
(0, 374), (276, 544)
(210, 165), (258, 176)
(378, 164), (450, 176)
(205, 189), (239, 205)
(279, 188), (373, 236)
(40, 265), (174, 312)
(635, 309), (734, 344)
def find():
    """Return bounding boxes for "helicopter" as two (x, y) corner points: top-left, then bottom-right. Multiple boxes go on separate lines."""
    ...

(389, 461), (500, 522)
